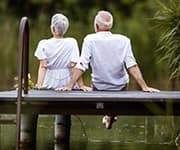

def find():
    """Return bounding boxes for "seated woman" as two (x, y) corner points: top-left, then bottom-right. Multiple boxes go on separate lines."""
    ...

(34, 13), (91, 143)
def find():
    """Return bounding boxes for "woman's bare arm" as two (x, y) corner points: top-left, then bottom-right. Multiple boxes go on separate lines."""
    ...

(36, 59), (47, 89)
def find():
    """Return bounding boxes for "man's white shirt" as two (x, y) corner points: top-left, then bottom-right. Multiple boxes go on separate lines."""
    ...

(76, 31), (137, 90)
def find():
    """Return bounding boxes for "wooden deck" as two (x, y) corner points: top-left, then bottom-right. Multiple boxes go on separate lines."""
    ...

(1, 90), (180, 115)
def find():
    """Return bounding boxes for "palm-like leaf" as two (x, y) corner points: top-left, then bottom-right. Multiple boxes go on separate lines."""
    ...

(152, 0), (180, 79)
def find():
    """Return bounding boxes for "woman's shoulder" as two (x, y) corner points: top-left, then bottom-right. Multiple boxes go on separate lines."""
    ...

(63, 37), (78, 45)
(64, 37), (77, 42)
(38, 39), (49, 46)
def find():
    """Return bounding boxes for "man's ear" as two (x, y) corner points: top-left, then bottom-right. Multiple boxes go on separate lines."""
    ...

(96, 24), (99, 31)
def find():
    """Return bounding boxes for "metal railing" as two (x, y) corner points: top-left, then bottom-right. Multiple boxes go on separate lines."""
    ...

(16, 16), (29, 150)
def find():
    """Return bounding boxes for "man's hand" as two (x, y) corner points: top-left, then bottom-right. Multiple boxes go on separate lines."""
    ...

(56, 85), (92, 91)
(79, 85), (92, 91)
(142, 86), (160, 92)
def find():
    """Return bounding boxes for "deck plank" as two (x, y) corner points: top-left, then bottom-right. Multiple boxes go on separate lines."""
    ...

(0, 90), (180, 115)
(22, 90), (180, 102)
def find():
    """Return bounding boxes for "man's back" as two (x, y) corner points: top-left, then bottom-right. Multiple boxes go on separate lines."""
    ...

(80, 31), (137, 90)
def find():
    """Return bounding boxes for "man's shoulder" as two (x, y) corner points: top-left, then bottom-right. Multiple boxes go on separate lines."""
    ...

(84, 33), (97, 41)
(112, 34), (130, 41)
(84, 33), (130, 41)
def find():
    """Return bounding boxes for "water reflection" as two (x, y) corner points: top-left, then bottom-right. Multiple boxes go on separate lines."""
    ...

(0, 134), (178, 150)
(54, 139), (70, 150)
(0, 115), (179, 150)
(175, 133), (180, 150)
(70, 141), (176, 150)
(20, 143), (36, 150)
(54, 143), (66, 150)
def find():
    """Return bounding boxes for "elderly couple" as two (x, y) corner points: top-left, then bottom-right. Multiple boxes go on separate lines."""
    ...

(34, 10), (159, 130)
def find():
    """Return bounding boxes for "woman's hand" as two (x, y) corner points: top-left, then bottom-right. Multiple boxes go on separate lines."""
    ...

(35, 83), (43, 89)
(56, 86), (73, 91)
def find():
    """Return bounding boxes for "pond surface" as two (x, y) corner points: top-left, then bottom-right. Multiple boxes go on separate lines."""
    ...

(0, 115), (179, 150)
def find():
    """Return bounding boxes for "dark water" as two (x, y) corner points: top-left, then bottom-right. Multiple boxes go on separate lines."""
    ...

(0, 115), (179, 150)
(37, 141), (177, 150)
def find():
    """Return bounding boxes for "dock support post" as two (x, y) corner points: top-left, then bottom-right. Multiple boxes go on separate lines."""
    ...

(20, 114), (38, 149)
(54, 115), (71, 150)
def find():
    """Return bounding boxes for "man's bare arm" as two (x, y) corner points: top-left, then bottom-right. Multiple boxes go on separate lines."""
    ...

(128, 65), (160, 92)
(56, 68), (84, 91)
(71, 63), (92, 91)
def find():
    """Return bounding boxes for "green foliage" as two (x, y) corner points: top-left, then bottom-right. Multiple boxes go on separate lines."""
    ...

(31, 0), (52, 4)
(152, 0), (180, 79)
(0, 0), (172, 89)
(14, 73), (36, 89)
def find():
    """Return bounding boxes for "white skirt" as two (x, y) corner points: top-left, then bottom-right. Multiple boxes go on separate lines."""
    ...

(43, 68), (78, 89)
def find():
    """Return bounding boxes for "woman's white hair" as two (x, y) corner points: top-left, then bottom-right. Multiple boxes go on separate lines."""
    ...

(94, 10), (113, 30)
(51, 13), (69, 35)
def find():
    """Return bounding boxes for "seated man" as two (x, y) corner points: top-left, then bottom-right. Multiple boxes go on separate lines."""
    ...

(57, 10), (160, 129)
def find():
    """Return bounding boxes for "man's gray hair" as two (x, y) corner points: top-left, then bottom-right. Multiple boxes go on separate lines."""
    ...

(94, 10), (113, 30)
(51, 13), (69, 35)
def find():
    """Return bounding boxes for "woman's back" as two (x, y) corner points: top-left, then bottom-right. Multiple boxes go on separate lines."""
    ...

(34, 37), (79, 89)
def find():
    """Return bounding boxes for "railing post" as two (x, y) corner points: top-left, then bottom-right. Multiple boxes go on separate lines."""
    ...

(16, 17), (29, 150)
(23, 19), (29, 95)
